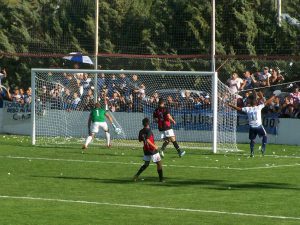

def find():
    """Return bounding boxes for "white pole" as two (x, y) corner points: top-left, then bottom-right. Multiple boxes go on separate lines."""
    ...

(212, 71), (218, 154)
(211, 0), (216, 72)
(211, 0), (217, 154)
(277, 0), (282, 27)
(94, 0), (99, 102)
(31, 70), (36, 145)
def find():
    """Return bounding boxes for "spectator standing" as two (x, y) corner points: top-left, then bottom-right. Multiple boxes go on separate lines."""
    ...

(182, 90), (194, 109)
(242, 70), (257, 90)
(119, 95), (129, 112)
(290, 87), (300, 104)
(24, 88), (32, 104)
(281, 96), (294, 118)
(71, 92), (81, 110)
(79, 88), (94, 111)
(0, 68), (7, 86)
(117, 72), (129, 97)
(269, 68), (284, 86)
(193, 96), (203, 110)
(257, 67), (271, 87)
(62, 88), (73, 110)
(227, 73), (244, 94)
(81, 73), (92, 95)
(12, 87), (21, 103)
(66, 73), (80, 95)
(107, 74), (118, 97)
(0, 86), (11, 108)
(97, 73), (107, 92)
(166, 95), (179, 109)
(109, 91), (120, 112)
(130, 74), (142, 112)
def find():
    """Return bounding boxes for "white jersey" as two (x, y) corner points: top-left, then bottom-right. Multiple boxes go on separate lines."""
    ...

(242, 104), (265, 127)
(227, 78), (243, 93)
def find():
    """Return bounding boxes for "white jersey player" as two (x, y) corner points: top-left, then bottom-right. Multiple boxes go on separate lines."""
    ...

(228, 94), (275, 157)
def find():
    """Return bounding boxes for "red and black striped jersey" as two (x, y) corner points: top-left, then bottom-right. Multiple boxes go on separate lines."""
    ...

(153, 107), (171, 131)
(138, 128), (157, 155)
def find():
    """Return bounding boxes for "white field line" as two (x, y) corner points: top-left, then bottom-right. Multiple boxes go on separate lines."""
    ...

(241, 154), (300, 159)
(0, 195), (299, 221)
(0, 155), (299, 171)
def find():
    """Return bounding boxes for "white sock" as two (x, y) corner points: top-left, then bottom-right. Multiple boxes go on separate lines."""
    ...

(85, 136), (93, 146)
(105, 132), (111, 146)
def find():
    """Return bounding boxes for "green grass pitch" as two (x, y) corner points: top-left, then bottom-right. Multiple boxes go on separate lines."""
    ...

(0, 135), (299, 225)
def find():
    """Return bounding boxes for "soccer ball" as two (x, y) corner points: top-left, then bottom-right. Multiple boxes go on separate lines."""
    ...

(115, 127), (122, 135)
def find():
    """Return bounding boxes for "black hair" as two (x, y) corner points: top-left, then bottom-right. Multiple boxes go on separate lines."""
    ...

(158, 98), (165, 105)
(95, 102), (101, 108)
(142, 117), (150, 127)
(248, 95), (256, 106)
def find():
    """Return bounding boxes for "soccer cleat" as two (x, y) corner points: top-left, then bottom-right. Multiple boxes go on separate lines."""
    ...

(178, 150), (186, 158)
(159, 149), (165, 158)
(81, 145), (88, 154)
(159, 178), (165, 183)
(107, 143), (112, 148)
(133, 175), (139, 182)
(259, 146), (265, 156)
(250, 153), (254, 158)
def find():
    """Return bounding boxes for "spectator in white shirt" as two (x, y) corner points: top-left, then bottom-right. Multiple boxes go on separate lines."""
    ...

(227, 72), (244, 94)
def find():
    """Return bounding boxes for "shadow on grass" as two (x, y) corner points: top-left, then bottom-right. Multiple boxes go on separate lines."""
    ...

(151, 179), (300, 190)
(31, 175), (134, 184)
(31, 175), (299, 190)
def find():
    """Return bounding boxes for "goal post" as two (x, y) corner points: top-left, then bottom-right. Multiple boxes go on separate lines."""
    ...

(31, 68), (238, 152)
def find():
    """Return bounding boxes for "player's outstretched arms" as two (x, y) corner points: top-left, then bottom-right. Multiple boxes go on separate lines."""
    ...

(264, 95), (276, 106)
(227, 103), (242, 111)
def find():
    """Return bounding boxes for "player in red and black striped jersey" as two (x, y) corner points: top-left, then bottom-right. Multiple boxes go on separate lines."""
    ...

(153, 98), (185, 158)
(133, 117), (164, 182)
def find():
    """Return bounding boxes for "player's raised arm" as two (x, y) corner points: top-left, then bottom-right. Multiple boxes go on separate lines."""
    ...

(227, 102), (243, 111)
(264, 95), (276, 106)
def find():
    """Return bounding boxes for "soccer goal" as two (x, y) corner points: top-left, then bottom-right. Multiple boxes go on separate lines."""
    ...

(31, 68), (238, 152)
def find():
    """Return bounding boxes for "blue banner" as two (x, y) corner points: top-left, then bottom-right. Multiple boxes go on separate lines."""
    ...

(143, 105), (279, 135)
(237, 113), (279, 135)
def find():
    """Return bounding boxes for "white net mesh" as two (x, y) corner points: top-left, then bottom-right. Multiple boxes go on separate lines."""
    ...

(32, 69), (238, 151)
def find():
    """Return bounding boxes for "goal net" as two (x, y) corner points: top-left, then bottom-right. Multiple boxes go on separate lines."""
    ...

(31, 69), (238, 152)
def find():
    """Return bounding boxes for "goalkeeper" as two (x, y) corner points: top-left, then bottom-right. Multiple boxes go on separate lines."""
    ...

(82, 102), (119, 150)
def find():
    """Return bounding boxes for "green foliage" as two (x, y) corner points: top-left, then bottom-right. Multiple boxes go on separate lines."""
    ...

(0, 0), (299, 88)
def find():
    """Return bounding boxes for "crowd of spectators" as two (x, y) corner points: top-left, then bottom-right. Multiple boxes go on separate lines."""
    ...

(36, 70), (212, 112)
(0, 64), (299, 119)
(226, 66), (300, 118)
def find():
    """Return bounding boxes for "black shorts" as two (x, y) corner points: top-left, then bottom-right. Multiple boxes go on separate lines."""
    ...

(249, 125), (267, 140)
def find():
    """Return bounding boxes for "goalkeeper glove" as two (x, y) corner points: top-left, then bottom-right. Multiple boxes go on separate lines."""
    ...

(112, 123), (122, 135)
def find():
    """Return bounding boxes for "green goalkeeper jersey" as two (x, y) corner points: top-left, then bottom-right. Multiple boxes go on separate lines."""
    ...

(90, 108), (106, 122)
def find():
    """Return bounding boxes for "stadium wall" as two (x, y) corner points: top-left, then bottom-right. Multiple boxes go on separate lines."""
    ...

(0, 108), (300, 146)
